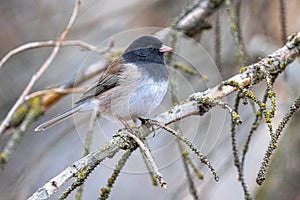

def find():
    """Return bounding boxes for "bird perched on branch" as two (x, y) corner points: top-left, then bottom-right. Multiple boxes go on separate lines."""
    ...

(35, 35), (172, 131)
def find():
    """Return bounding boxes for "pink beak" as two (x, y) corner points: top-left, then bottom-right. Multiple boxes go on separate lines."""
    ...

(159, 45), (173, 53)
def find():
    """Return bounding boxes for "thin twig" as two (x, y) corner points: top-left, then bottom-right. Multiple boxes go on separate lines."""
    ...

(140, 141), (158, 186)
(0, 118), (31, 168)
(150, 121), (219, 181)
(257, 95), (300, 185)
(177, 140), (200, 199)
(215, 100), (242, 125)
(279, 0), (287, 44)
(127, 132), (167, 189)
(99, 149), (133, 200)
(230, 96), (252, 200)
(214, 12), (222, 75)
(0, 0), (81, 136)
(173, 61), (208, 80)
(0, 40), (107, 69)
(225, 0), (246, 65)
(25, 87), (85, 100)
(75, 111), (98, 200)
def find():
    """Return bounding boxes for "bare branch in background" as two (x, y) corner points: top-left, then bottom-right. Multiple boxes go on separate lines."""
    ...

(0, 60), (108, 170)
(0, 40), (110, 70)
(0, 0), (81, 136)
(175, 0), (224, 37)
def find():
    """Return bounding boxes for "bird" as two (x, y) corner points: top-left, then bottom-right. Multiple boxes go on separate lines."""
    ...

(35, 35), (172, 131)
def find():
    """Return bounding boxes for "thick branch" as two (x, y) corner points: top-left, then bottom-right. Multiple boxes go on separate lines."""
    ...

(175, 0), (224, 37)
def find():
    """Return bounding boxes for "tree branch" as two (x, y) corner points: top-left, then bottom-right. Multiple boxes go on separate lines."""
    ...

(175, 0), (224, 37)
(0, 40), (108, 70)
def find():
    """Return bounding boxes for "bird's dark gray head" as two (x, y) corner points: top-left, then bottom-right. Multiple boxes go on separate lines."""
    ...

(122, 36), (172, 64)
(124, 36), (163, 54)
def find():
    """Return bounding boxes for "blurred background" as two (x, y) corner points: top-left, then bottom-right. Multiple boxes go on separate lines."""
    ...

(0, 0), (300, 199)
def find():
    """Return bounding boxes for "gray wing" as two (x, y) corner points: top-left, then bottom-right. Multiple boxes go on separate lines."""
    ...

(75, 58), (123, 104)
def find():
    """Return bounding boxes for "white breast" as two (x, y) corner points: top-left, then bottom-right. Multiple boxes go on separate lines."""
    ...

(128, 78), (168, 118)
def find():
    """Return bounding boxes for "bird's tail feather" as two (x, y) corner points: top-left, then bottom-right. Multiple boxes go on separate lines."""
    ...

(35, 104), (82, 131)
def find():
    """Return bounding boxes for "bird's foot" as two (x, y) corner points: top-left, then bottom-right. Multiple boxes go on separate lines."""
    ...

(138, 117), (158, 137)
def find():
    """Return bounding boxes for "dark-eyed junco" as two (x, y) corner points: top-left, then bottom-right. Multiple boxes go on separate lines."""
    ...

(35, 36), (172, 131)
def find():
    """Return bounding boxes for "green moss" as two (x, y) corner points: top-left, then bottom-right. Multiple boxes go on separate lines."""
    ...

(272, 142), (277, 149)
(231, 22), (237, 31)
(107, 177), (114, 184)
(240, 66), (247, 73)
(259, 102), (266, 110)
(195, 170), (204, 179)
(265, 112), (271, 123)
(279, 62), (285, 69)
(255, 110), (261, 116)
(232, 111), (238, 120)
(71, 181), (77, 187)
(100, 187), (109, 194)
(0, 153), (6, 164)
(9, 103), (29, 127)
(170, 22), (177, 29)
(268, 90), (275, 97)
(182, 150), (189, 156)
(267, 59), (273, 64)
(77, 170), (85, 179)
(201, 74), (209, 81)
(151, 175), (158, 186)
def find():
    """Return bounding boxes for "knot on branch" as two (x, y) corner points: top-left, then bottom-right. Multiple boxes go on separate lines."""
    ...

(112, 129), (140, 151)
